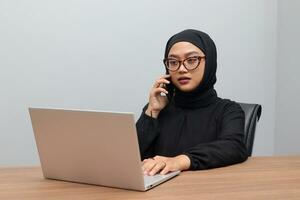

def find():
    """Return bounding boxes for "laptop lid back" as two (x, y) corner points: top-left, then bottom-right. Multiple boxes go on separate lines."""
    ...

(29, 108), (145, 191)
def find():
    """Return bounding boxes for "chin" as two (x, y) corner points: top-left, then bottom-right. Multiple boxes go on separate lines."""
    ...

(175, 84), (195, 93)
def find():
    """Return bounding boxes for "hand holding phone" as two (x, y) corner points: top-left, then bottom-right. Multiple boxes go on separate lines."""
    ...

(145, 74), (171, 118)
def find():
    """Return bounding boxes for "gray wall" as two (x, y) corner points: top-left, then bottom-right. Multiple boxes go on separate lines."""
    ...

(0, 0), (278, 166)
(275, 0), (300, 155)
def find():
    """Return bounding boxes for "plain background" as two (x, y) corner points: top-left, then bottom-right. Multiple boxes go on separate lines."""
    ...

(275, 0), (300, 154)
(0, 0), (299, 166)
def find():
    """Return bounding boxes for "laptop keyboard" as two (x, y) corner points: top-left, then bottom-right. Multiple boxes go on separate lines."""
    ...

(143, 173), (171, 186)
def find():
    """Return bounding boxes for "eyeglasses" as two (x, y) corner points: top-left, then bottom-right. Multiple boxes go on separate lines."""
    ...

(163, 56), (205, 71)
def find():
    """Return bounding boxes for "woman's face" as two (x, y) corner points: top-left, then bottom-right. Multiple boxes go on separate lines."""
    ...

(167, 42), (205, 92)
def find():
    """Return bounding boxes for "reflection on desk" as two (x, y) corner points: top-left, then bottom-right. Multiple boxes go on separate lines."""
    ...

(0, 156), (300, 200)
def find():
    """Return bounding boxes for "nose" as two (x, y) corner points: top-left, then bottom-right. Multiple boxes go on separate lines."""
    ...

(178, 62), (188, 73)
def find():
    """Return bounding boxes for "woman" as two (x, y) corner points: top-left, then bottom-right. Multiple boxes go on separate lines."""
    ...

(136, 29), (248, 176)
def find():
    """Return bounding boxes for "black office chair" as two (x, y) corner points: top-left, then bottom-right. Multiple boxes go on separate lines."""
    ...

(238, 102), (262, 157)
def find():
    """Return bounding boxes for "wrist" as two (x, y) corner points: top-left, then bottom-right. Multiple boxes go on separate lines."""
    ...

(176, 155), (191, 171)
(145, 106), (160, 119)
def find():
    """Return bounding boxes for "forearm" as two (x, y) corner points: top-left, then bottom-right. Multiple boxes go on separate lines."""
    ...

(184, 138), (248, 170)
(136, 109), (159, 160)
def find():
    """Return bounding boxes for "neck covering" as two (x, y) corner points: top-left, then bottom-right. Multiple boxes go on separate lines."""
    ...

(164, 29), (218, 109)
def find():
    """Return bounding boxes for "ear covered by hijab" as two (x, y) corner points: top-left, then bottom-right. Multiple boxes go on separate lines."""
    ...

(164, 29), (218, 109)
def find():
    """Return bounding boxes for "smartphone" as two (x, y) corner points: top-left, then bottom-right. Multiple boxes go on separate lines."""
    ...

(164, 73), (173, 101)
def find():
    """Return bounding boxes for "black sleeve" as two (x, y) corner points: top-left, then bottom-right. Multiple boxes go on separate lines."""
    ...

(183, 102), (248, 170)
(135, 104), (159, 160)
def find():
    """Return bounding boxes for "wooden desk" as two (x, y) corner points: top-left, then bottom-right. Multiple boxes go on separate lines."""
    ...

(0, 156), (300, 200)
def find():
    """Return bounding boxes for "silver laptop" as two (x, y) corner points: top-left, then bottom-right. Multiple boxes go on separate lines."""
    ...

(29, 108), (180, 191)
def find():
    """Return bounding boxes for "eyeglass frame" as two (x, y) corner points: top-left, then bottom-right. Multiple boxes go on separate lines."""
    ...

(163, 56), (206, 72)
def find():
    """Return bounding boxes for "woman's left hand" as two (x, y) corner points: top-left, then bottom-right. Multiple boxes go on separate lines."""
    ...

(142, 155), (191, 176)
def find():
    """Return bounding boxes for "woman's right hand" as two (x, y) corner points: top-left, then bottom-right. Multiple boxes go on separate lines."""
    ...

(145, 74), (171, 118)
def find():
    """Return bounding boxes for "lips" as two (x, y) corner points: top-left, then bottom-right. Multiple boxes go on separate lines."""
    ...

(178, 77), (191, 85)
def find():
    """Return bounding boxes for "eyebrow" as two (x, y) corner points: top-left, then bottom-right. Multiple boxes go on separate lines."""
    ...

(168, 51), (201, 59)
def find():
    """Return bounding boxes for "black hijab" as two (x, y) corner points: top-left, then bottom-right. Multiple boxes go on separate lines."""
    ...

(164, 29), (218, 109)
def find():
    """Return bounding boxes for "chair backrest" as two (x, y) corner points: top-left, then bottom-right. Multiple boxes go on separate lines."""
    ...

(238, 102), (262, 156)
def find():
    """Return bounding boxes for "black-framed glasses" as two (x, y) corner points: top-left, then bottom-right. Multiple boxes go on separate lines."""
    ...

(163, 56), (205, 71)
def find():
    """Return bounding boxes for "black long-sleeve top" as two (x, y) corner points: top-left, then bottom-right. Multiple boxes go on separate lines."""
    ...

(136, 98), (248, 170)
